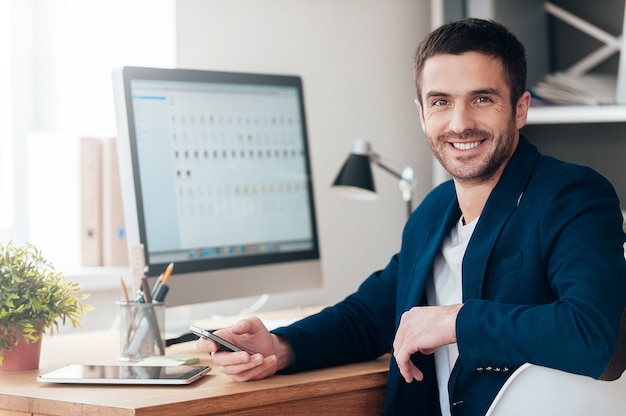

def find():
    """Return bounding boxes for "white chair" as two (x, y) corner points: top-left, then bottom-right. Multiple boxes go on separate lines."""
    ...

(485, 363), (626, 416)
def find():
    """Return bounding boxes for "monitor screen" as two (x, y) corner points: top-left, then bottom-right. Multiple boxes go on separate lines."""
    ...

(112, 67), (322, 307)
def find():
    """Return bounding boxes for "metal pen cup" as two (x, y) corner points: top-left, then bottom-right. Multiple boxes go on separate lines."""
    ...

(117, 300), (165, 361)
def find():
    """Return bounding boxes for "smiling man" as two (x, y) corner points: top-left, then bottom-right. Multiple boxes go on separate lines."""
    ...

(197, 18), (626, 416)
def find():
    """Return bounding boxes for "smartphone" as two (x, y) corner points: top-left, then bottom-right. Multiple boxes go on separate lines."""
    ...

(189, 324), (252, 354)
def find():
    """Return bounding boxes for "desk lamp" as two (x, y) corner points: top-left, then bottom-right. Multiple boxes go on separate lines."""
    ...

(332, 138), (417, 218)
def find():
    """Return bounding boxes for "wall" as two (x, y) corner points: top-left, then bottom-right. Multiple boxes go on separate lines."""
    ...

(170, 0), (433, 325)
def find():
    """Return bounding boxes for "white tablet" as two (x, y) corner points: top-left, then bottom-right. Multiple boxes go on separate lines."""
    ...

(37, 364), (211, 385)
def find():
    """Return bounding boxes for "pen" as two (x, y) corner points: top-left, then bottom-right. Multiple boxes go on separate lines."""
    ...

(127, 313), (164, 356)
(134, 267), (163, 355)
(141, 275), (153, 303)
(152, 262), (174, 302)
(134, 276), (164, 356)
(137, 266), (150, 303)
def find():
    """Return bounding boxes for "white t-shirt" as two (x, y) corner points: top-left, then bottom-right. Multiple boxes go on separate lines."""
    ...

(426, 216), (478, 416)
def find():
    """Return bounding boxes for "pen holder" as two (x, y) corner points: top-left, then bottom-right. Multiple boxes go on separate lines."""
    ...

(117, 301), (166, 361)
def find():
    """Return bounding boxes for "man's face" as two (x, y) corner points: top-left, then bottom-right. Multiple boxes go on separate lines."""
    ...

(416, 52), (529, 185)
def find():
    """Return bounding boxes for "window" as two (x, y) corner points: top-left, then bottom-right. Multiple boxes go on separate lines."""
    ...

(0, 0), (14, 237)
(2, 0), (176, 269)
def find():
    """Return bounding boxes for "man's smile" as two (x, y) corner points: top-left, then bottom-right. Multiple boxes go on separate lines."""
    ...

(451, 140), (483, 151)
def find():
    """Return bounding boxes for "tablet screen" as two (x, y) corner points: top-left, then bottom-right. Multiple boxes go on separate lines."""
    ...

(37, 364), (211, 385)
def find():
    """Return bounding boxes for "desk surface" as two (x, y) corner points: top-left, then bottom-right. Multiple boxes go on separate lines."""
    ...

(0, 329), (389, 416)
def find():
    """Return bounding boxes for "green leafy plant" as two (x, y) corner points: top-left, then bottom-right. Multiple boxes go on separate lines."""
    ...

(0, 241), (92, 364)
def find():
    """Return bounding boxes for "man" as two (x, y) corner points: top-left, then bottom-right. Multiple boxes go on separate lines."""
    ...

(197, 18), (626, 415)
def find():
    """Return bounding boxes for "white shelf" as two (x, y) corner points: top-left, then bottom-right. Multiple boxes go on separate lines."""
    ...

(527, 105), (626, 125)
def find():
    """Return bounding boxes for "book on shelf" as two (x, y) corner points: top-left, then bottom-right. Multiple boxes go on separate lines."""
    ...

(80, 137), (103, 267)
(79, 137), (129, 267)
(101, 137), (129, 266)
(530, 73), (618, 106)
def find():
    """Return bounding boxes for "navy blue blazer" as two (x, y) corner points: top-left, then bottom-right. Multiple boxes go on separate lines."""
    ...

(274, 136), (626, 415)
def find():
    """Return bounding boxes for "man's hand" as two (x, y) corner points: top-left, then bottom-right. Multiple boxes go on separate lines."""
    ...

(393, 304), (462, 383)
(196, 316), (294, 382)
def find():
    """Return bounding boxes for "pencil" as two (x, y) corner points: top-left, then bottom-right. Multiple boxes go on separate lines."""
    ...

(120, 277), (130, 304)
(161, 262), (175, 285)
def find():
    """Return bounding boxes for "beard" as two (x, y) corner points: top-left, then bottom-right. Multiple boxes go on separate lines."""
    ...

(427, 117), (518, 184)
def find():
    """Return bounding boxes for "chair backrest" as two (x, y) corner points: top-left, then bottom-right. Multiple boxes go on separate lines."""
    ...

(485, 363), (626, 416)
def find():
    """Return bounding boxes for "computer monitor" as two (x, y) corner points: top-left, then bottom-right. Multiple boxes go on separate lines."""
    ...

(112, 66), (322, 308)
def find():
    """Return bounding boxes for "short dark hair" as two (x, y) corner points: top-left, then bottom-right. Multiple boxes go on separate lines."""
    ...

(413, 18), (527, 108)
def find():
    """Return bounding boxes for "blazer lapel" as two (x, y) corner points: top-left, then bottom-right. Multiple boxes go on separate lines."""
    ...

(461, 136), (540, 301)
(402, 196), (462, 310)
(461, 191), (519, 300)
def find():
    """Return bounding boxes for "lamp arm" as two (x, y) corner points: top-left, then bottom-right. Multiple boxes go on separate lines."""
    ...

(372, 158), (404, 180)
(371, 154), (417, 218)
(372, 157), (417, 189)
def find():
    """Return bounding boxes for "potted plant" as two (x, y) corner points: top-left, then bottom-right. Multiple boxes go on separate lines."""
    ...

(0, 241), (92, 371)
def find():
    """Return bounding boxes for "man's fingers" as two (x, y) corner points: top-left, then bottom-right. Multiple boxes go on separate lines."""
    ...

(218, 354), (277, 382)
(197, 336), (219, 353)
(409, 366), (424, 382)
(211, 350), (256, 366)
(230, 319), (253, 335)
(231, 317), (264, 335)
(396, 356), (425, 383)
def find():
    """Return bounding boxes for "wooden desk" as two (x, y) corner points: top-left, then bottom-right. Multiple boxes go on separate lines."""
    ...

(0, 330), (389, 416)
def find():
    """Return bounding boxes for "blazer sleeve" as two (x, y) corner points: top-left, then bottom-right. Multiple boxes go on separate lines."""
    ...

(272, 259), (398, 373)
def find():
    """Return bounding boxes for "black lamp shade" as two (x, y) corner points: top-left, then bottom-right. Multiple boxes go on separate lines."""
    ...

(332, 154), (377, 199)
